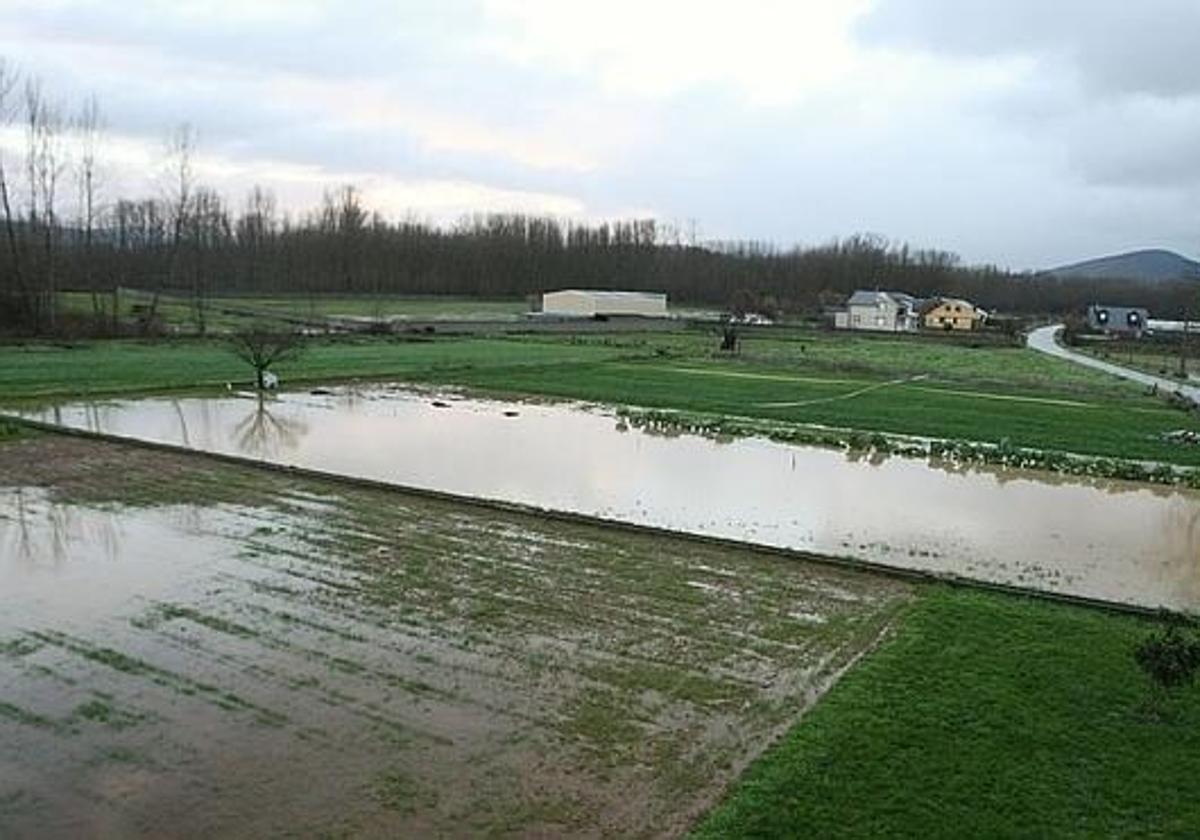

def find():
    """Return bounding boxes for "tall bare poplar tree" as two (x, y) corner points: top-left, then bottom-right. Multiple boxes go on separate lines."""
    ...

(146, 121), (196, 329)
(24, 79), (66, 332)
(74, 94), (104, 324)
(0, 58), (30, 328)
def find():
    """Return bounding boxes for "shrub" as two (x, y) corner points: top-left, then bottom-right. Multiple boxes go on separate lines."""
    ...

(1134, 620), (1200, 718)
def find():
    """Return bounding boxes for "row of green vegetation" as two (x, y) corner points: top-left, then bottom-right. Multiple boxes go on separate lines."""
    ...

(3, 327), (1199, 466)
(694, 589), (1200, 837)
(622, 407), (1200, 487)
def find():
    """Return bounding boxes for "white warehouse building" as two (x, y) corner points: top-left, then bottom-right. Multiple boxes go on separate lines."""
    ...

(541, 289), (669, 318)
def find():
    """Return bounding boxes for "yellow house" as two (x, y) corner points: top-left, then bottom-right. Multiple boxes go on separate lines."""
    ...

(923, 298), (986, 331)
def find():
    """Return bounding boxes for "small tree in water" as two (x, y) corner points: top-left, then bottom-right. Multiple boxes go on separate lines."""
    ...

(1134, 619), (1200, 718)
(230, 325), (305, 390)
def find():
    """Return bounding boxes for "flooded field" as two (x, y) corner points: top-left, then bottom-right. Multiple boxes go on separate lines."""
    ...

(0, 435), (909, 837)
(14, 386), (1200, 611)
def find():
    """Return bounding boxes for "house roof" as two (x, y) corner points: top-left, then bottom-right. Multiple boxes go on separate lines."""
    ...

(1087, 303), (1147, 312)
(926, 297), (984, 314)
(846, 290), (919, 308)
(545, 289), (666, 301)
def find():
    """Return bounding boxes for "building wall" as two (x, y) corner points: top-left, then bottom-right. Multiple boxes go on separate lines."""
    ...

(598, 295), (668, 317)
(542, 291), (668, 318)
(923, 302), (981, 331)
(1087, 306), (1148, 335)
(847, 302), (904, 331)
(542, 290), (596, 316)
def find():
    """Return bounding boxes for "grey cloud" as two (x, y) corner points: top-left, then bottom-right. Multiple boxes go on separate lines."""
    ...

(1, 1), (1198, 269)
(857, 0), (1200, 98)
(1065, 100), (1200, 188)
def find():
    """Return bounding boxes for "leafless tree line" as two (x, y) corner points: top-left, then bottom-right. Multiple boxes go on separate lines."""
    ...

(1, 61), (1194, 337)
(0, 60), (110, 333)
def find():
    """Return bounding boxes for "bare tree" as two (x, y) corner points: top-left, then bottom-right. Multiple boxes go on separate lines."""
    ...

(229, 325), (304, 390)
(145, 122), (196, 329)
(25, 79), (66, 333)
(0, 58), (31, 328)
(187, 186), (230, 335)
(238, 184), (276, 290)
(74, 94), (105, 326)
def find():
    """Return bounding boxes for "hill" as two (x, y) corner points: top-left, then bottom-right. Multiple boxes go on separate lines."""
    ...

(1046, 249), (1200, 283)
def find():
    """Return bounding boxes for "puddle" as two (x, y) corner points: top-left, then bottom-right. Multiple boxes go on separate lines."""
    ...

(12, 386), (1200, 610)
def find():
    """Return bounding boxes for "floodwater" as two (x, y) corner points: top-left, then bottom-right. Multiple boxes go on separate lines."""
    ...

(15, 386), (1200, 611)
(0, 462), (909, 836)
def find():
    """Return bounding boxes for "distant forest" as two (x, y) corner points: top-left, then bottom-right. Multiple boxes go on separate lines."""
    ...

(1, 61), (1196, 335)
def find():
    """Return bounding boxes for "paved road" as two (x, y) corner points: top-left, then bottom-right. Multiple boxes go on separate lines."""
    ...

(1026, 324), (1200, 403)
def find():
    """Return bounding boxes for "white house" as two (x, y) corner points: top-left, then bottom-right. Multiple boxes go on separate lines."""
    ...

(540, 289), (668, 318)
(835, 290), (922, 332)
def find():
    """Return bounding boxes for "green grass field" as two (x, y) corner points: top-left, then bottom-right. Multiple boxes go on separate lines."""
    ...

(212, 293), (530, 321)
(1077, 337), (1200, 384)
(59, 291), (261, 332)
(0, 335), (634, 401)
(2, 327), (1198, 464)
(61, 290), (721, 328)
(58, 290), (532, 331)
(695, 588), (1200, 838)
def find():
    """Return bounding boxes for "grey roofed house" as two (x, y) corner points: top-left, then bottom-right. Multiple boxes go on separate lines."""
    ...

(837, 289), (924, 332)
(1086, 304), (1149, 336)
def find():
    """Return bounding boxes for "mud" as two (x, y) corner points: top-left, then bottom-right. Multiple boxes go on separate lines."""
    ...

(0, 436), (910, 837)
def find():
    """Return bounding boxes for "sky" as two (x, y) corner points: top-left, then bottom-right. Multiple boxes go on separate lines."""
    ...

(0, 0), (1197, 269)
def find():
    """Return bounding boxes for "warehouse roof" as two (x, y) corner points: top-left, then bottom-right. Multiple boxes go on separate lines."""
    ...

(545, 289), (666, 299)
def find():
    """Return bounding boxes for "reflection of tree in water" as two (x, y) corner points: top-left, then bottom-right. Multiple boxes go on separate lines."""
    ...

(1, 488), (120, 566)
(233, 397), (309, 458)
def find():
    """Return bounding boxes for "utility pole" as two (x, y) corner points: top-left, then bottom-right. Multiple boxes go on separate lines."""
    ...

(1179, 308), (1189, 379)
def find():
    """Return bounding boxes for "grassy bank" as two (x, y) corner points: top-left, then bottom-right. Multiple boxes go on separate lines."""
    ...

(3, 327), (1198, 466)
(695, 588), (1200, 837)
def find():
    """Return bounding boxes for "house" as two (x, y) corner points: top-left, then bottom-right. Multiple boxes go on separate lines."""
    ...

(922, 298), (987, 331)
(834, 290), (922, 332)
(1087, 304), (1148, 337)
(540, 289), (668, 318)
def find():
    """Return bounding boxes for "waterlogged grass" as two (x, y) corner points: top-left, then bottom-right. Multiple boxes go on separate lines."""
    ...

(695, 589), (1200, 838)
(0, 434), (910, 836)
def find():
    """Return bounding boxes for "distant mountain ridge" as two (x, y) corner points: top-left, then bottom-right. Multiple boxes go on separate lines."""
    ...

(1045, 249), (1200, 283)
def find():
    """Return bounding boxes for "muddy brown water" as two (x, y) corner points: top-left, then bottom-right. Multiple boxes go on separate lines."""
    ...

(14, 386), (1200, 611)
(0, 452), (910, 837)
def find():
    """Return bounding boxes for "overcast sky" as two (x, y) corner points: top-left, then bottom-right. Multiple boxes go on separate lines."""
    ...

(1, 0), (1197, 269)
